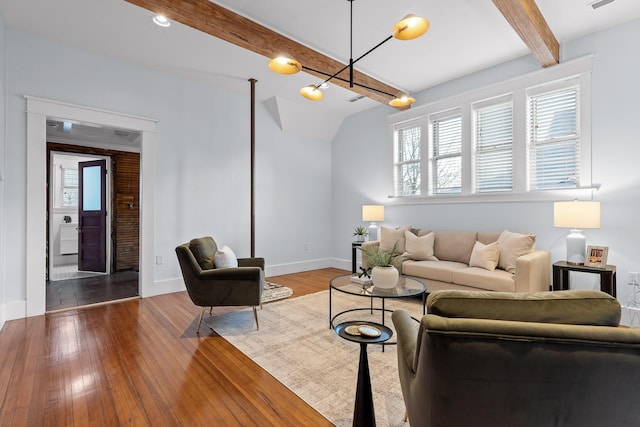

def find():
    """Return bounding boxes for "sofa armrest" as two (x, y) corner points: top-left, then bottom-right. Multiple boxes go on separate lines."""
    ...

(238, 257), (265, 270)
(199, 266), (263, 282)
(360, 240), (380, 269)
(514, 250), (551, 292)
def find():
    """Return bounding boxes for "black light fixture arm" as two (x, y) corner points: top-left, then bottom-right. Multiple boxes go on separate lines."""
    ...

(302, 0), (397, 98)
(301, 65), (396, 98)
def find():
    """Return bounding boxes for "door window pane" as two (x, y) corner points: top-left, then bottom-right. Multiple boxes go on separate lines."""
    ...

(83, 165), (101, 211)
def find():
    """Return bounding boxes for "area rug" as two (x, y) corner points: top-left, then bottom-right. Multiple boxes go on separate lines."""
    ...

(261, 281), (294, 303)
(206, 289), (424, 427)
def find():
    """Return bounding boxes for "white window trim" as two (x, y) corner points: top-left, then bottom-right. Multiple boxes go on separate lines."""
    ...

(388, 55), (595, 204)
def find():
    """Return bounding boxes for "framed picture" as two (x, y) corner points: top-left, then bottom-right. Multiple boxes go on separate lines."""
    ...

(585, 245), (608, 268)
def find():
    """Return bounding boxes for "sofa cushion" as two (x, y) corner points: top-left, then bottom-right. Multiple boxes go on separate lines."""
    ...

(433, 230), (477, 264)
(403, 260), (468, 283)
(452, 267), (515, 292)
(498, 230), (536, 274)
(380, 226), (411, 254)
(477, 231), (501, 245)
(214, 245), (238, 268)
(189, 236), (218, 270)
(403, 230), (438, 261)
(469, 241), (500, 271)
(427, 289), (621, 326)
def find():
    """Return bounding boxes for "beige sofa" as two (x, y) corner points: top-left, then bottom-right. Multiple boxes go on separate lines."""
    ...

(361, 228), (550, 293)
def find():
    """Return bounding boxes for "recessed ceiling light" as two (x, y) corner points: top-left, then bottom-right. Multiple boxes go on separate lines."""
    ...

(319, 83), (329, 89)
(589, 0), (615, 9)
(152, 14), (171, 27)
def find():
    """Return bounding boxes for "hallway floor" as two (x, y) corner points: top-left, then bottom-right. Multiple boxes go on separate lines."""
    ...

(46, 270), (139, 311)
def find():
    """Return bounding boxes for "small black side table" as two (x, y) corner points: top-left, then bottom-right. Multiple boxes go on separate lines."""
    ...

(352, 241), (364, 274)
(335, 321), (392, 427)
(552, 261), (617, 297)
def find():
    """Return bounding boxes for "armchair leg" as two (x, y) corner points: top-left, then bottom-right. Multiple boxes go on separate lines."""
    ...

(253, 306), (260, 330)
(197, 307), (206, 334)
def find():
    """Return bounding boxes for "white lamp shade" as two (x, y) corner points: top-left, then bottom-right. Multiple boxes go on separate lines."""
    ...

(362, 205), (384, 222)
(553, 201), (601, 229)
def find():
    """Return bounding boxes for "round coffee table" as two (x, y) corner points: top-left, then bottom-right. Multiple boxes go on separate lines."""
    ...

(329, 274), (427, 334)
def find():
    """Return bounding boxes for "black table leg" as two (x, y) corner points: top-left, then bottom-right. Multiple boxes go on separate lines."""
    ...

(353, 343), (375, 427)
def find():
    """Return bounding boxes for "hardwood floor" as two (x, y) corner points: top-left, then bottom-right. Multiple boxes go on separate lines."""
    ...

(0, 268), (347, 426)
(46, 270), (139, 312)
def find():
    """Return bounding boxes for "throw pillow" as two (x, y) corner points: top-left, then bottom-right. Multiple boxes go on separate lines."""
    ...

(380, 226), (411, 254)
(469, 241), (500, 271)
(497, 230), (536, 274)
(214, 245), (239, 268)
(403, 230), (438, 261)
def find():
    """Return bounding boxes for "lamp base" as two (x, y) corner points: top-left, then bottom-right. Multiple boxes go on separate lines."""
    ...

(368, 222), (379, 241)
(566, 229), (586, 265)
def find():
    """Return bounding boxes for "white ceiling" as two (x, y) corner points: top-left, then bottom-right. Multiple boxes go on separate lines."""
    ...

(1, 0), (639, 120)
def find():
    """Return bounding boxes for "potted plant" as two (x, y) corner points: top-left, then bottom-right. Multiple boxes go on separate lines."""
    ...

(362, 242), (400, 288)
(352, 226), (368, 242)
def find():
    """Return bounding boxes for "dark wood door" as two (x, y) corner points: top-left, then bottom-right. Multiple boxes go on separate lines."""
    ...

(78, 159), (107, 273)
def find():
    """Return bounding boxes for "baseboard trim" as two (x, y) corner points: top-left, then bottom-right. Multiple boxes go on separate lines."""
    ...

(0, 303), (5, 332)
(3, 300), (27, 322)
(149, 278), (186, 297)
(265, 258), (332, 277)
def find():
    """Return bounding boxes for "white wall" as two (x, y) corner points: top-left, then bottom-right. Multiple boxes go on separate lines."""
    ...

(2, 31), (332, 315)
(332, 19), (640, 318)
(0, 16), (6, 329)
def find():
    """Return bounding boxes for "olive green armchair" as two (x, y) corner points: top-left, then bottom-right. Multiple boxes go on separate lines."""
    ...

(175, 237), (264, 334)
(392, 289), (640, 427)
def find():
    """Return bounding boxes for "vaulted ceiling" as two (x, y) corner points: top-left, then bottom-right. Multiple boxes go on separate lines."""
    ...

(1, 0), (639, 120)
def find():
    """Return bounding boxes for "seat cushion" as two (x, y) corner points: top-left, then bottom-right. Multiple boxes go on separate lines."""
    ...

(403, 260), (468, 283)
(452, 267), (515, 292)
(189, 237), (218, 270)
(427, 289), (621, 326)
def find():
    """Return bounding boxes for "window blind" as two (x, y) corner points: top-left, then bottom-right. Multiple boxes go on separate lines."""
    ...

(474, 101), (513, 192)
(529, 87), (579, 190)
(432, 115), (461, 194)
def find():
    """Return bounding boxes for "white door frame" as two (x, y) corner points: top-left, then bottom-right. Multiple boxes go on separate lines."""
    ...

(26, 96), (156, 317)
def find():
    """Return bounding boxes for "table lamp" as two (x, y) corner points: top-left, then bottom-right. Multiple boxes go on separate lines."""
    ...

(553, 200), (601, 265)
(362, 205), (384, 241)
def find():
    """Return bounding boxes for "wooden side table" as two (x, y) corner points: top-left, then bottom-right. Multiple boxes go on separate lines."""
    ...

(552, 261), (617, 297)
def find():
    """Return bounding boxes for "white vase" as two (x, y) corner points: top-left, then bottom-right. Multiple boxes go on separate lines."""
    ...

(371, 266), (399, 289)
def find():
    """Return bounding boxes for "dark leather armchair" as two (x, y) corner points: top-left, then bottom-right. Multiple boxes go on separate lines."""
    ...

(175, 237), (264, 333)
(392, 289), (640, 427)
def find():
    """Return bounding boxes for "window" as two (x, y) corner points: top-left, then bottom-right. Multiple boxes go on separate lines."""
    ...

(528, 86), (579, 190)
(473, 100), (513, 192)
(393, 123), (421, 196)
(62, 167), (79, 207)
(389, 55), (591, 201)
(431, 114), (462, 194)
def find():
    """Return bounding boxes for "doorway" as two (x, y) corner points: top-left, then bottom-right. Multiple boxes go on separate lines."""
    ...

(48, 152), (111, 281)
(45, 138), (141, 310)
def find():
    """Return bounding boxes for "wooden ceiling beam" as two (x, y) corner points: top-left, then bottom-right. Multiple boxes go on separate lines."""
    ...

(125, 0), (405, 107)
(492, 0), (559, 67)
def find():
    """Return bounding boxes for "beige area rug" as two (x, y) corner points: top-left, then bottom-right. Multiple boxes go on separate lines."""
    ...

(261, 281), (294, 303)
(206, 289), (425, 427)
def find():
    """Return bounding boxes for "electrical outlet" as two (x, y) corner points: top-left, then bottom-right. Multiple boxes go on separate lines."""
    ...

(156, 255), (163, 265)
(628, 271), (639, 286)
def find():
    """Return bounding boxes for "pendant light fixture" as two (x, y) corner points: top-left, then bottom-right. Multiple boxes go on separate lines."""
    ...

(268, 0), (428, 108)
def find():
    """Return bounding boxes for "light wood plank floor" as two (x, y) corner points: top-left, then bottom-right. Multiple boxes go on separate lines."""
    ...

(0, 268), (348, 426)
